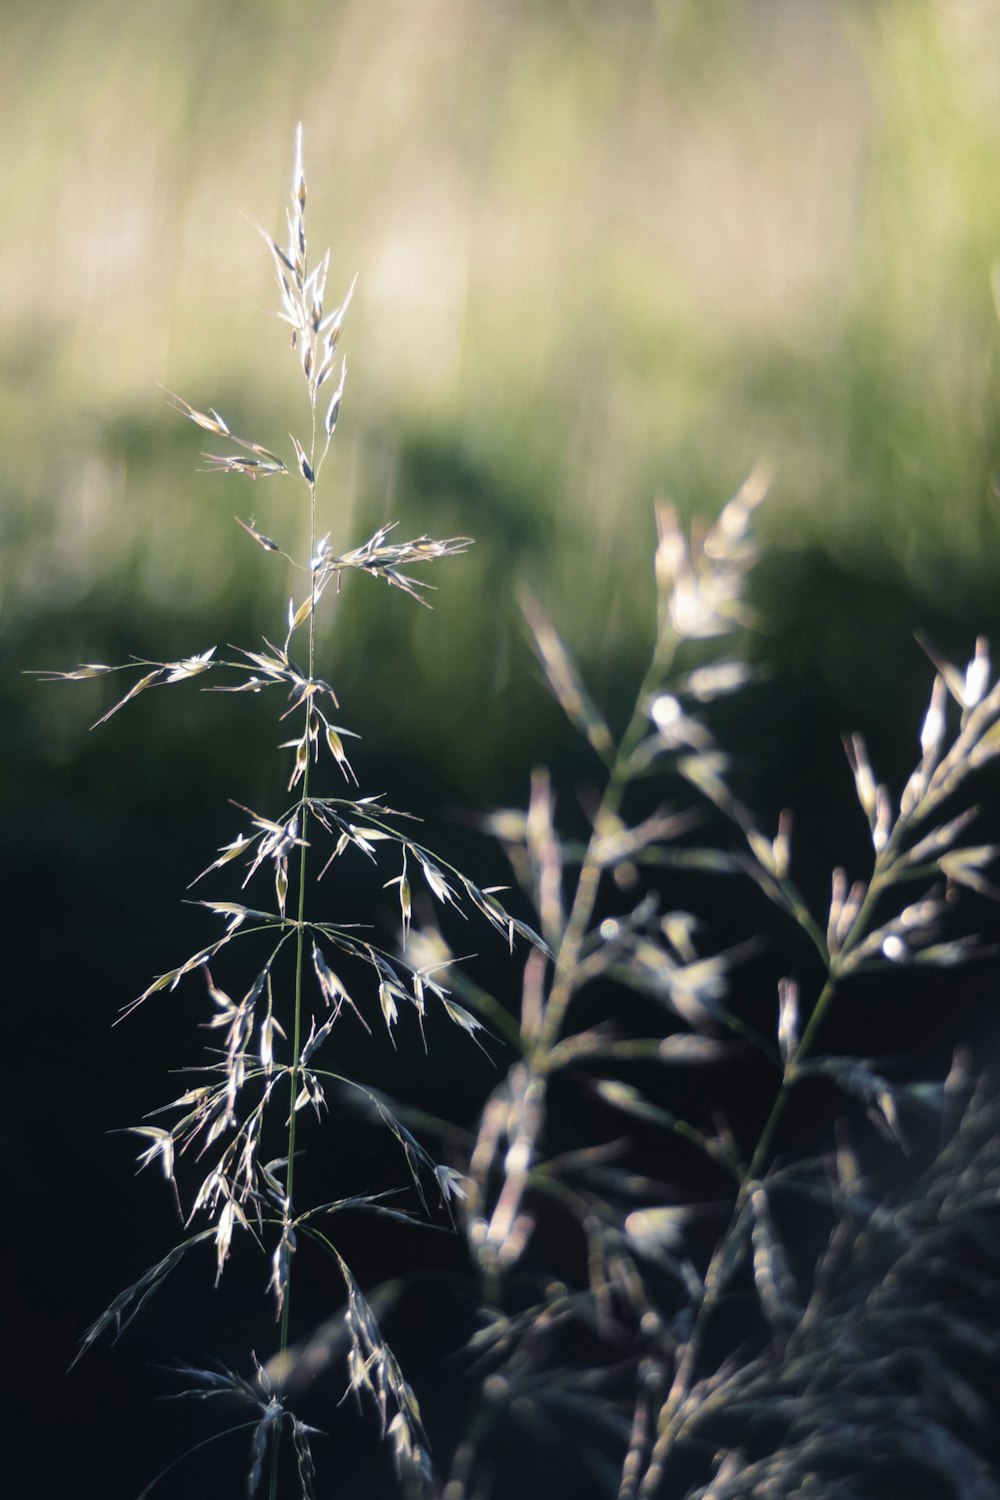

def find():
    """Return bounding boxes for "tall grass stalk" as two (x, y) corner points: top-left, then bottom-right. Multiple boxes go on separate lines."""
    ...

(43, 128), (541, 1499)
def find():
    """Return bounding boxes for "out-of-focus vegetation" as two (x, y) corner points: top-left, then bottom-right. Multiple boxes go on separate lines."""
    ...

(6, 0), (1000, 797)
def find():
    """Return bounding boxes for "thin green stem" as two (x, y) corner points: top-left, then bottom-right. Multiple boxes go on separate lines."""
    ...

(638, 849), (900, 1494)
(269, 411), (318, 1500)
(482, 637), (676, 1300)
(536, 636), (675, 1055)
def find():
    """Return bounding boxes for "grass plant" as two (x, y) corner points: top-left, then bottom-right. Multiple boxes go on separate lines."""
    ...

(43, 129), (543, 1499)
(434, 505), (1000, 1496)
(43, 131), (1000, 1500)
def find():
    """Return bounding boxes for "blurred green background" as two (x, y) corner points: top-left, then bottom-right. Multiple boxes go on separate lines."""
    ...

(6, 1), (1000, 1495)
(7, 0), (1000, 793)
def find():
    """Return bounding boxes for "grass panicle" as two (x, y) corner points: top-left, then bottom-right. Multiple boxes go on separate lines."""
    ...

(46, 128), (536, 1499)
(436, 479), (1000, 1499)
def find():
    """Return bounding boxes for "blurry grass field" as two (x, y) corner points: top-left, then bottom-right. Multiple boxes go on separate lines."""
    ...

(6, 0), (1000, 806)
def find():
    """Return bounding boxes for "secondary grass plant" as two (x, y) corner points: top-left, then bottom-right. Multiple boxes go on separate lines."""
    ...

(434, 480), (1000, 1500)
(438, 492), (1000, 1498)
